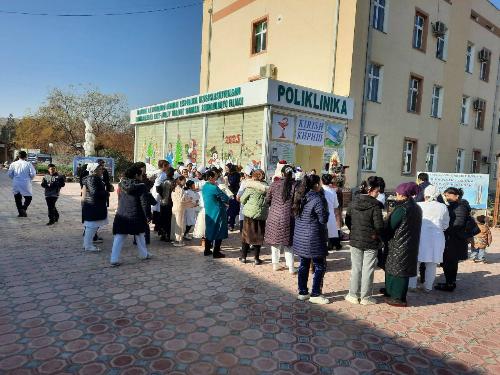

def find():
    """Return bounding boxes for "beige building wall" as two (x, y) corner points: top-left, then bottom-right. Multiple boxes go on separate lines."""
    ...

(199, 0), (500, 189)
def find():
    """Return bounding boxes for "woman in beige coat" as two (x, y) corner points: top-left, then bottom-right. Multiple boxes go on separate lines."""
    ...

(171, 176), (197, 247)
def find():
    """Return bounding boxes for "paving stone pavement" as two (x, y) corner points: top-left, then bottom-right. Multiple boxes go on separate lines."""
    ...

(0, 169), (499, 374)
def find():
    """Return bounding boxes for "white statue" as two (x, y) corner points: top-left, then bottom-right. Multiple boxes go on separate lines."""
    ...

(83, 119), (95, 156)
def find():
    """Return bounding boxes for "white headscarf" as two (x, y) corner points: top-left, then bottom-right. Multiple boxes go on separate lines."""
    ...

(424, 185), (440, 201)
(86, 163), (99, 174)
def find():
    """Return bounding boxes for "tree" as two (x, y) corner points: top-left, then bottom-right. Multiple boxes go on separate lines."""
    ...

(1, 114), (16, 142)
(38, 85), (130, 153)
(14, 116), (62, 152)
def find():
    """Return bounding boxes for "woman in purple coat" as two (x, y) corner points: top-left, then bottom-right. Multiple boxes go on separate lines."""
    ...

(264, 165), (298, 273)
(292, 174), (330, 305)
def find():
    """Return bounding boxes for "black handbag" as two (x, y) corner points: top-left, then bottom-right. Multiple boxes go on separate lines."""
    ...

(461, 216), (481, 239)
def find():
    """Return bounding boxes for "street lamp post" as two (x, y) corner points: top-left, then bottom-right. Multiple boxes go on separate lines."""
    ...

(48, 143), (54, 164)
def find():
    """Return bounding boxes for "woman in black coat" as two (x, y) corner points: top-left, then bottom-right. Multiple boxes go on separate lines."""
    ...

(109, 165), (154, 267)
(81, 163), (108, 252)
(435, 187), (471, 292)
(383, 182), (422, 307)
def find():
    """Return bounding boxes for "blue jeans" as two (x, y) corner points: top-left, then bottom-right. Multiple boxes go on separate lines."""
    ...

(298, 257), (327, 297)
(470, 248), (486, 261)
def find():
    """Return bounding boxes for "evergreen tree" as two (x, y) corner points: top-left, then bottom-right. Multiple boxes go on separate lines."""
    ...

(174, 138), (183, 168)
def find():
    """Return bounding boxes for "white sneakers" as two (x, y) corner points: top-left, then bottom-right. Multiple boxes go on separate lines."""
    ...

(173, 241), (185, 247)
(345, 294), (377, 305)
(84, 246), (101, 252)
(345, 294), (360, 304)
(297, 294), (330, 304)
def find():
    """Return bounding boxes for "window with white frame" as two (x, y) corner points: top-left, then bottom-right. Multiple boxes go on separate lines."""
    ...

(367, 64), (383, 102)
(465, 42), (474, 73)
(252, 18), (267, 54)
(460, 96), (470, 125)
(456, 148), (464, 172)
(407, 75), (422, 113)
(372, 0), (386, 32)
(413, 12), (427, 50)
(472, 150), (481, 173)
(402, 139), (417, 175)
(426, 144), (437, 172)
(431, 85), (443, 118)
(362, 135), (377, 171)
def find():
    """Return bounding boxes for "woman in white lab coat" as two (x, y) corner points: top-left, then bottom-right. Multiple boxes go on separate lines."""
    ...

(184, 180), (200, 239)
(321, 174), (340, 248)
(409, 185), (449, 292)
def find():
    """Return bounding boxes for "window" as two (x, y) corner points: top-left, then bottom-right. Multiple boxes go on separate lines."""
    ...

(465, 42), (475, 73)
(252, 18), (267, 54)
(372, 0), (386, 32)
(472, 150), (481, 173)
(407, 75), (423, 113)
(426, 144), (437, 172)
(431, 85), (443, 118)
(460, 96), (470, 125)
(412, 11), (428, 51)
(402, 139), (417, 175)
(456, 149), (464, 173)
(474, 99), (486, 130)
(436, 33), (447, 60)
(367, 64), (383, 102)
(362, 135), (377, 171)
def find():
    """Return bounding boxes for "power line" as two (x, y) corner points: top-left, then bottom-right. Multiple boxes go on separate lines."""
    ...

(0, 2), (201, 17)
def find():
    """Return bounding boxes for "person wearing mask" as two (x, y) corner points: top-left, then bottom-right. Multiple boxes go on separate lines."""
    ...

(408, 185), (449, 292)
(344, 176), (384, 305)
(8, 151), (36, 217)
(292, 174), (330, 305)
(41, 164), (66, 225)
(321, 174), (341, 251)
(226, 164), (241, 231)
(171, 176), (196, 247)
(239, 169), (268, 265)
(383, 182), (422, 307)
(81, 163), (108, 252)
(110, 165), (153, 266)
(202, 170), (230, 258)
(435, 187), (473, 292)
(265, 165), (298, 273)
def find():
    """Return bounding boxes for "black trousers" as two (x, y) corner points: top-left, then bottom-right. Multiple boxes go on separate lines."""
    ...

(45, 197), (59, 222)
(14, 193), (32, 212)
(241, 242), (261, 260)
(443, 260), (459, 284)
(205, 239), (222, 254)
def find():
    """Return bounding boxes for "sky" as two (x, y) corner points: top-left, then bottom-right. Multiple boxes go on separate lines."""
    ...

(0, 0), (203, 117)
(0, 0), (499, 118)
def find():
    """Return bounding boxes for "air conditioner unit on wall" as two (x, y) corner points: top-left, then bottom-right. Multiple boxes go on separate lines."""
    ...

(259, 64), (277, 79)
(473, 99), (486, 111)
(478, 48), (491, 62)
(432, 21), (447, 36)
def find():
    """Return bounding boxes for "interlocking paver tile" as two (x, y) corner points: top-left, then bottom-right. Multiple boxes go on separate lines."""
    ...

(0, 170), (499, 373)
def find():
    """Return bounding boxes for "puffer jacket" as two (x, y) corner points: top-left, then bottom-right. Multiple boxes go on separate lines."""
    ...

(385, 198), (422, 277)
(112, 178), (151, 235)
(240, 180), (269, 220)
(82, 175), (108, 222)
(345, 194), (384, 250)
(444, 199), (471, 262)
(293, 190), (329, 258)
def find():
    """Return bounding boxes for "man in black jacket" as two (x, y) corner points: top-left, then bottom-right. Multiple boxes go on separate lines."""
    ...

(41, 164), (66, 225)
(344, 176), (384, 305)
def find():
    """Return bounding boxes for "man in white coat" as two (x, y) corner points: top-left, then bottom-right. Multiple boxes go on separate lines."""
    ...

(8, 151), (36, 217)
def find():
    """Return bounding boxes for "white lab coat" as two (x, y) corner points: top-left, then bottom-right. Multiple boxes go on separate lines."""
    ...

(8, 160), (36, 196)
(151, 171), (167, 212)
(323, 186), (339, 238)
(417, 201), (450, 263)
(185, 189), (200, 226)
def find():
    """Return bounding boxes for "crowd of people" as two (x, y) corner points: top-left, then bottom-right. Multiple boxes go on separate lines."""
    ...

(7, 151), (493, 307)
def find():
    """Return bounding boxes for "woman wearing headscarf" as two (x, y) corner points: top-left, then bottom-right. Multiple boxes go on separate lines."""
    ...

(81, 163), (108, 252)
(226, 164), (241, 231)
(171, 175), (196, 247)
(435, 187), (472, 292)
(202, 170), (230, 258)
(292, 174), (330, 305)
(110, 165), (153, 266)
(383, 182), (422, 307)
(265, 165), (298, 273)
(408, 185), (449, 292)
(239, 169), (268, 265)
(321, 174), (341, 251)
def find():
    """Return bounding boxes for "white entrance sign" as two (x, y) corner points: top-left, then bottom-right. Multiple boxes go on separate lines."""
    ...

(295, 117), (325, 146)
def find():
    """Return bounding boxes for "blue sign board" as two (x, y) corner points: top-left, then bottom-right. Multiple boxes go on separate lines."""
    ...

(73, 157), (115, 177)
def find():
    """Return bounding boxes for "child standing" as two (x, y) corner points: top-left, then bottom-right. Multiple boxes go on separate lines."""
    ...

(41, 164), (66, 225)
(471, 215), (492, 263)
(171, 176), (196, 247)
(184, 180), (200, 240)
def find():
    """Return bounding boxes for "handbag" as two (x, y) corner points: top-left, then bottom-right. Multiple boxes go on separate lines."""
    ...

(461, 216), (480, 239)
